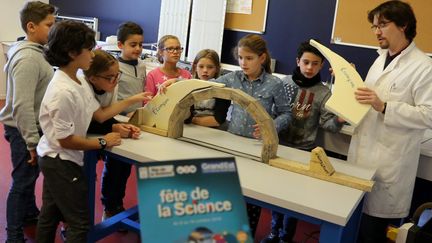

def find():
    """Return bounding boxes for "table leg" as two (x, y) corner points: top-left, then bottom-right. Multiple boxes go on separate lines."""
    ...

(84, 150), (99, 242)
(245, 196), (363, 243)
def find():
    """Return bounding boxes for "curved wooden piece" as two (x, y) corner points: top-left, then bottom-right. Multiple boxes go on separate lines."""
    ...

(129, 80), (279, 163)
(310, 39), (370, 126)
(132, 79), (224, 130)
(169, 86), (279, 163)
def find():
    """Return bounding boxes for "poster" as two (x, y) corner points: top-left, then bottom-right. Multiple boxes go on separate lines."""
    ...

(226, 0), (252, 14)
(136, 157), (253, 243)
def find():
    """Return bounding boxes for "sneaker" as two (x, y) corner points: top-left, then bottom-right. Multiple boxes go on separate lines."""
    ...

(101, 206), (125, 221)
(260, 233), (280, 243)
(60, 224), (67, 241)
(5, 238), (27, 243)
(102, 207), (127, 232)
(279, 239), (295, 243)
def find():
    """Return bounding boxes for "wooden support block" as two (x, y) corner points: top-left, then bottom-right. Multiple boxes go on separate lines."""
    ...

(269, 156), (374, 192)
(310, 147), (335, 176)
(259, 119), (279, 164)
(128, 107), (145, 127)
(167, 103), (191, 138)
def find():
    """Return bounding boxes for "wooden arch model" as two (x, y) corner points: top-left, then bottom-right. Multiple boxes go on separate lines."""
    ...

(129, 79), (374, 191)
(129, 79), (279, 163)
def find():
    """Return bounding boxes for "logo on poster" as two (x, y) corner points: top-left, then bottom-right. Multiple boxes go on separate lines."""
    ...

(176, 165), (197, 174)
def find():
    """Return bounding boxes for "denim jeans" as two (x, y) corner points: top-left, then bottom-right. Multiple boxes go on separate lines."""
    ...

(270, 211), (298, 240)
(100, 155), (132, 212)
(4, 125), (40, 242)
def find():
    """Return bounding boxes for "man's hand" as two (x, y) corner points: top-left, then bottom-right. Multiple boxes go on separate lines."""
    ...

(355, 87), (385, 112)
(27, 149), (38, 166)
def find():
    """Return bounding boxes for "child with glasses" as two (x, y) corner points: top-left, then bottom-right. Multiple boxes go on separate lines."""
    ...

(84, 49), (150, 135)
(83, 49), (151, 222)
(116, 21), (148, 116)
(36, 20), (145, 242)
(145, 34), (192, 97)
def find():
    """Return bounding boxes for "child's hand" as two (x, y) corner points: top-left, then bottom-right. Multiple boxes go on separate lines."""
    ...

(158, 78), (178, 94)
(104, 132), (122, 147)
(131, 92), (153, 103)
(27, 149), (38, 166)
(252, 124), (261, 139)
(127, 125), (141, 139)
(112, 124), (141, 139)
(336, 117), (346, 123)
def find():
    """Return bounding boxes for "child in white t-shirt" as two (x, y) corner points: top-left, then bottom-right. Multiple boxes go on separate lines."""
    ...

(36, 21), (148, 242)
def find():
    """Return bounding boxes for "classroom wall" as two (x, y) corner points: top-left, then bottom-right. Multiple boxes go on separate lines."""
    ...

(50, 0), (381, 78)
(50, 0), (161, 48)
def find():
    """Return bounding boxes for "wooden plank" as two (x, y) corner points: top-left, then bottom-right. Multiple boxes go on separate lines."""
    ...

(310, 39), (370, 126)
(140, 125), (168, 137)
(269, 156), (374, 192)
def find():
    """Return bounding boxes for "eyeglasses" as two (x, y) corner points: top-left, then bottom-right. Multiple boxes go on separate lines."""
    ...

(162, 47), (184, 53)
(95, 71), (122, 83)
(371, 21), (392, 32)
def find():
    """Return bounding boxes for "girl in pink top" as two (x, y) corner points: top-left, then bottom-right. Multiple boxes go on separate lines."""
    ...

(145, 35), (192, 96)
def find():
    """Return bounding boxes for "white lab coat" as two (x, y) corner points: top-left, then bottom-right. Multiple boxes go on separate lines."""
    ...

(348, 42), (432, 218)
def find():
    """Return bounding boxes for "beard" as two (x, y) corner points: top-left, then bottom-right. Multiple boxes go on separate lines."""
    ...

(378, 37), (389, 49)
(380, 42), (389, 49)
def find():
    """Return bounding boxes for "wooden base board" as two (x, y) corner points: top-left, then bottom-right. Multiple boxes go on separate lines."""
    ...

(269, 157), (374, 192)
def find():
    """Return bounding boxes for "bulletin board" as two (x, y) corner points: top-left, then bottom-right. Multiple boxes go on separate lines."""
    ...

(331, 0), (432, 55)
(224, 0), (269, 33)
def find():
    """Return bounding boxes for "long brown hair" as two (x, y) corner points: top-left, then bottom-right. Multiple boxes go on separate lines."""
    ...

(191, 49), (221, 79)
(233, 34), (272, 74)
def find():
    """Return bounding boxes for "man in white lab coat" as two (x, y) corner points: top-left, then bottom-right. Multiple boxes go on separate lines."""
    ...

(348, 1), (432, 242)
